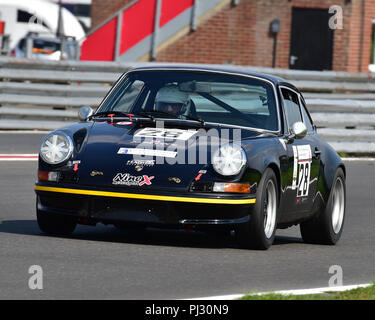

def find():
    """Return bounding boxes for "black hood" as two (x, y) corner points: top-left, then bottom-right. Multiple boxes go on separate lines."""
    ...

(75, 121), (268, 191)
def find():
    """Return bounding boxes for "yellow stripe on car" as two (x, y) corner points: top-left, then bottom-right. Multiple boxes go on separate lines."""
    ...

(34, 185), (256, 205)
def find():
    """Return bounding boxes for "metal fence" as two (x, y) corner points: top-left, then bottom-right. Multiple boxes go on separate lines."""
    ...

(0, 57), (374, 153)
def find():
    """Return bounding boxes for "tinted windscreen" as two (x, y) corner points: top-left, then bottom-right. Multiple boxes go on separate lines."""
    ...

(33, 40), (60, 52)
(99, 71), (278, 131)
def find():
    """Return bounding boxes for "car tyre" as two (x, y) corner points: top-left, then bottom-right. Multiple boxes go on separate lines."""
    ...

(300, 168), (346, 245)
(37, 209), (77, 236)
(235, 168), (278, 250)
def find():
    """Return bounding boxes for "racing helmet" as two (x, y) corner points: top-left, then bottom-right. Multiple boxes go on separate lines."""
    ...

(155, 85), (189, 116)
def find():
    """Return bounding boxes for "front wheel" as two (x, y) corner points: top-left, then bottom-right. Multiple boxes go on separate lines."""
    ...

(300, 168), (346, 245)
(235, 168), (278, 250)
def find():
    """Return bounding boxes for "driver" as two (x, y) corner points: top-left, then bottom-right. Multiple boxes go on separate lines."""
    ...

(155, 85), (190, 116)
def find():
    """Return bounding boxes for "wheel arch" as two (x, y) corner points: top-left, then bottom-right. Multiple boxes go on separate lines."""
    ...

(338, 163), (346, 178)
(265, 162), (282, 206)
(317, 141), (346, 203)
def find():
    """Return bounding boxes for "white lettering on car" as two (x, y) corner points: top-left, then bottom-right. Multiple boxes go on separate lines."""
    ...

(112, 173), (154, 186)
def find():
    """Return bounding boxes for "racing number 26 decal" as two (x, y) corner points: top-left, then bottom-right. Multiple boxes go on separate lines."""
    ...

(292, 145), (312, 197)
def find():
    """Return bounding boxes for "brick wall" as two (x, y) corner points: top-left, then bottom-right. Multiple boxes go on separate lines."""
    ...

(91, 0), (134, 29)
(362, 0), (375, 71)
(155, 1), (257, 65)
(90, 0), (375, 72)
(155, 0), (375, 72)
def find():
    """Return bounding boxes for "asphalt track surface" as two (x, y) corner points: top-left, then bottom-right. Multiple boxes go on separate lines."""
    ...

(0, 133), (374, 299)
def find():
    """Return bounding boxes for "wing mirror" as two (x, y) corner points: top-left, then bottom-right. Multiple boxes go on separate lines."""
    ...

(291, 122), (307, 139)
(78, 106), (94, 121)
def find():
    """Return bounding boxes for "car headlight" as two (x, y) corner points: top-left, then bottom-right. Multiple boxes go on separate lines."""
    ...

(40, 132), (73, 165)
(212, 143), (246, 176)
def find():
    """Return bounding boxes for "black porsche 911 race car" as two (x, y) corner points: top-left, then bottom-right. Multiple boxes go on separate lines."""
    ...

(35, 65), (346, 249)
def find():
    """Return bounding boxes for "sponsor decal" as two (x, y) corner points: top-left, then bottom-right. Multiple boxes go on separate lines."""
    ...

(126, 159), (155, 167)
(72, 160), (81, 172)
(296, 197), (309, 205)
(168, 177), (181, 184)
(90, 171), (103, 177)
(195, 169), (207, 181)
(292, 145), (312, 197)
(134, 127), (197, 141)
(128, 139), (167, 146)
(113, 173), (154, 186)
(116, 121), (133, 126)
(117, 147), (177, 158)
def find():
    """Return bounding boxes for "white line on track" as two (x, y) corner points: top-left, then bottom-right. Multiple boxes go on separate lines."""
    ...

(185, 283), (372, 300)
(0, 154), (38, 161)
(342, 157), (375, 161)
(0, 131), (49, 134)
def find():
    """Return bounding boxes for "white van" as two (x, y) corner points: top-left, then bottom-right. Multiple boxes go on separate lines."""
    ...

(0, 0), (85, 51)
(47, 0), (91, 31)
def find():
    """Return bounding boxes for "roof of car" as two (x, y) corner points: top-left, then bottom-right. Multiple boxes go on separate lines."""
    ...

(129, 64), (296, 89)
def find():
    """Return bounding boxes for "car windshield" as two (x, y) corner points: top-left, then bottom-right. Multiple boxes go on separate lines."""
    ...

(33, 39), (60, 54)
(98, 70), (279, 131)
(20, 38), (61, 55)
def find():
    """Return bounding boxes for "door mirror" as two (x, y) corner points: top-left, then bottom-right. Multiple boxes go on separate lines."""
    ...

(78, 106), (93, 121)
(292, 122), (307, 139)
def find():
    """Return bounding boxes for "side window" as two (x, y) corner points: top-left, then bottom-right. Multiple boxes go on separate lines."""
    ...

(300, 99), (314, 133)
(17, 10), (49, 29)
(281, 88), (302, 130)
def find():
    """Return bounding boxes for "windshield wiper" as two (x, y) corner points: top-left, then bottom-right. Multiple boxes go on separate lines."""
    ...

(139, 110), (179, 118)
(132, 111), (155, 121)
(181, 114), (206, 126)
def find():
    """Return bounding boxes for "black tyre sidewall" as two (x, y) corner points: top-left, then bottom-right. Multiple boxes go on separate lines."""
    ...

(36, 197), (77, 235)
(321, 168), (346, 244)
(300, 167), (346, 245)
(237, 168), (278, 249)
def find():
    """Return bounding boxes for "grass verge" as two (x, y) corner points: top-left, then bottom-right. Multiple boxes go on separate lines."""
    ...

(337, 151), (375, 158)
(240, 283), (375, 300)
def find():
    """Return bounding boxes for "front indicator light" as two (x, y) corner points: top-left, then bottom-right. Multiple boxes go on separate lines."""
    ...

(38, 171), (59, 182)
(213, 182), (250, 193)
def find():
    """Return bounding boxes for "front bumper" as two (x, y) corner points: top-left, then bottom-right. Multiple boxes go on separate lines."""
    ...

(35, 183), (256, 226)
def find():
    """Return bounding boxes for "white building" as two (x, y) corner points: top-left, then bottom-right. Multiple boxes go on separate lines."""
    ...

(0, 0), (85, 50)
(47, 0), (91, 31)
